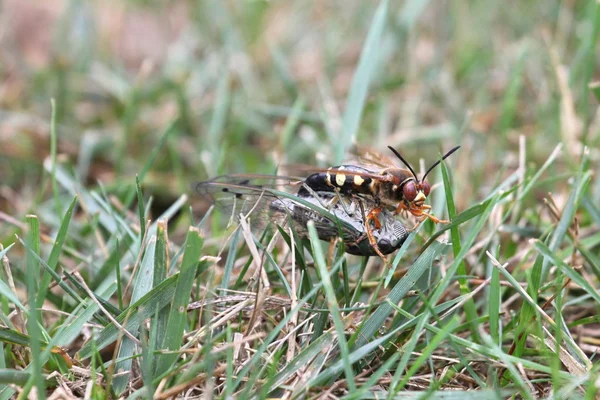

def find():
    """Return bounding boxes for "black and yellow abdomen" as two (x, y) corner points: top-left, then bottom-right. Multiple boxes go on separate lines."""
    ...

(298, 165), (374, 196)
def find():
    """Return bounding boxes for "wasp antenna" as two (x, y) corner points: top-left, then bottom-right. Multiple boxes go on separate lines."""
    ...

(387, 146), (418, 180)
(421, 145), (461, 182)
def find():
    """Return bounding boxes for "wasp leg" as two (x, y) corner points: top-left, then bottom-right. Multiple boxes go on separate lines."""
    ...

(394, 202), (408, 215)
(423, 213), (449, 224)
(366, 207), (382, 229)
(328, 237), (337, 265)
(353, 199), (370, 243)
(365, 207), (387, 261)
(413, 205), (450, 224)
(333, 190), (356, 217)
(399, 202), (450, 226)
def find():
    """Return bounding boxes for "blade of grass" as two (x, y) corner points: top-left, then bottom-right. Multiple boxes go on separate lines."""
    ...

(0, 369), (56, 387)
(37, 195), (77, 309)
(394, 316), (461, 392)
(205, 68), (231, 176)
(154, 227), (204, 376)
(307, 221), (356, 391)
(24, 215), (45, 399)
(153, 220), (169, 375)
(497, 47), (527, 135)
(136, 175), (146, 240)
(220, 228), (241, 290)
(440, 155), (479, 341)
(280, 96), (305, 152)
(385, 229), (420, 287)
(113, 236), (157, 394)
(540, 148), (591, 282)
(334, 0), (389, 163)
(488, 246), (501, 344)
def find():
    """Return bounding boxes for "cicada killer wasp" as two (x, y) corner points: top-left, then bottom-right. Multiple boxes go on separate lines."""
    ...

(297, 145), (460, 258)
(194, 175), (409, 257)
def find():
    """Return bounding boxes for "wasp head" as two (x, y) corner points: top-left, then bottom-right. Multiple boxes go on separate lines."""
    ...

(386, 145), (460, 218)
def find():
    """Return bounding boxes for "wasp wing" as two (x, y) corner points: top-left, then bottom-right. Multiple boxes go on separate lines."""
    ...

(349, 144), (400, 169)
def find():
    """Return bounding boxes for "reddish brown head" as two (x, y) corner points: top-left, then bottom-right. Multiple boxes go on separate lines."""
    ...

(386, 146), (460, 214)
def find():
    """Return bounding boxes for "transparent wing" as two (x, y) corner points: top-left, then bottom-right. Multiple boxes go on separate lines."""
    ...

(194, 174), (303, 227)
(195, 174), (367, 236)
(350, 144), (399, 169)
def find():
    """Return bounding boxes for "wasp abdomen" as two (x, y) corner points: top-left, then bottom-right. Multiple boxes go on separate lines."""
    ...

(299, 165), (373, 196)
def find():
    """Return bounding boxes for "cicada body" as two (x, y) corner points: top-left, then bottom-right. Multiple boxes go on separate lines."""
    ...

(271, 191), (408, 256)
(195, 175), (408, 257)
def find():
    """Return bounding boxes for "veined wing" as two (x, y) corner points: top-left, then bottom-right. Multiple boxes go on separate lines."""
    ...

(350, 144), (400, 170)
(195, 175), (370, 240)
(194, 174), (303, 226)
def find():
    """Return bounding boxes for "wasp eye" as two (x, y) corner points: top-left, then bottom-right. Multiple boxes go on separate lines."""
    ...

(403, 181), (417, 201)
(422, 181), (431, 196)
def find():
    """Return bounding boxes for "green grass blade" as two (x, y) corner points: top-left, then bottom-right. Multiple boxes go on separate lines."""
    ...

(154, 227), (204, 376)
(136, 175), (146, 240)
(37, 195), (77, 309)
(113, 236), (157, 394)
(280, 96), (305, 151)
(49, 98), (60, 217)
(541, 152), (592, 282)
(220, 228), (241, 290)
(153, 220), (169, 373)
(440, 156), (479, 340)
(123, 119), (179, 209)
(0, 369), (56, 388)
(334, 0), (389, 163)
(394, 316), (460, 392)
(24, 215), (45, 399)
(307, 221), (356, 391)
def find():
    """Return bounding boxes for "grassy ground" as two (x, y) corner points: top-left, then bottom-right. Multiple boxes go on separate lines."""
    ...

(0, 0), (599, 398)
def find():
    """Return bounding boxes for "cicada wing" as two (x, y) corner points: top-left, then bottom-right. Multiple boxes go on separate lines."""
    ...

(194, 175), (303, 229)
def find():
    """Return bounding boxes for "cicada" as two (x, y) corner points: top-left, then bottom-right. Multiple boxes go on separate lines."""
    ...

(196, 145), (458, 259)
(195, 175), (408, 257)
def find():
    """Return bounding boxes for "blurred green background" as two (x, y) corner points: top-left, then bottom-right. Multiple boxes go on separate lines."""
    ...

(0, 1), (599, 397)
(0, 0), (597, 237)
